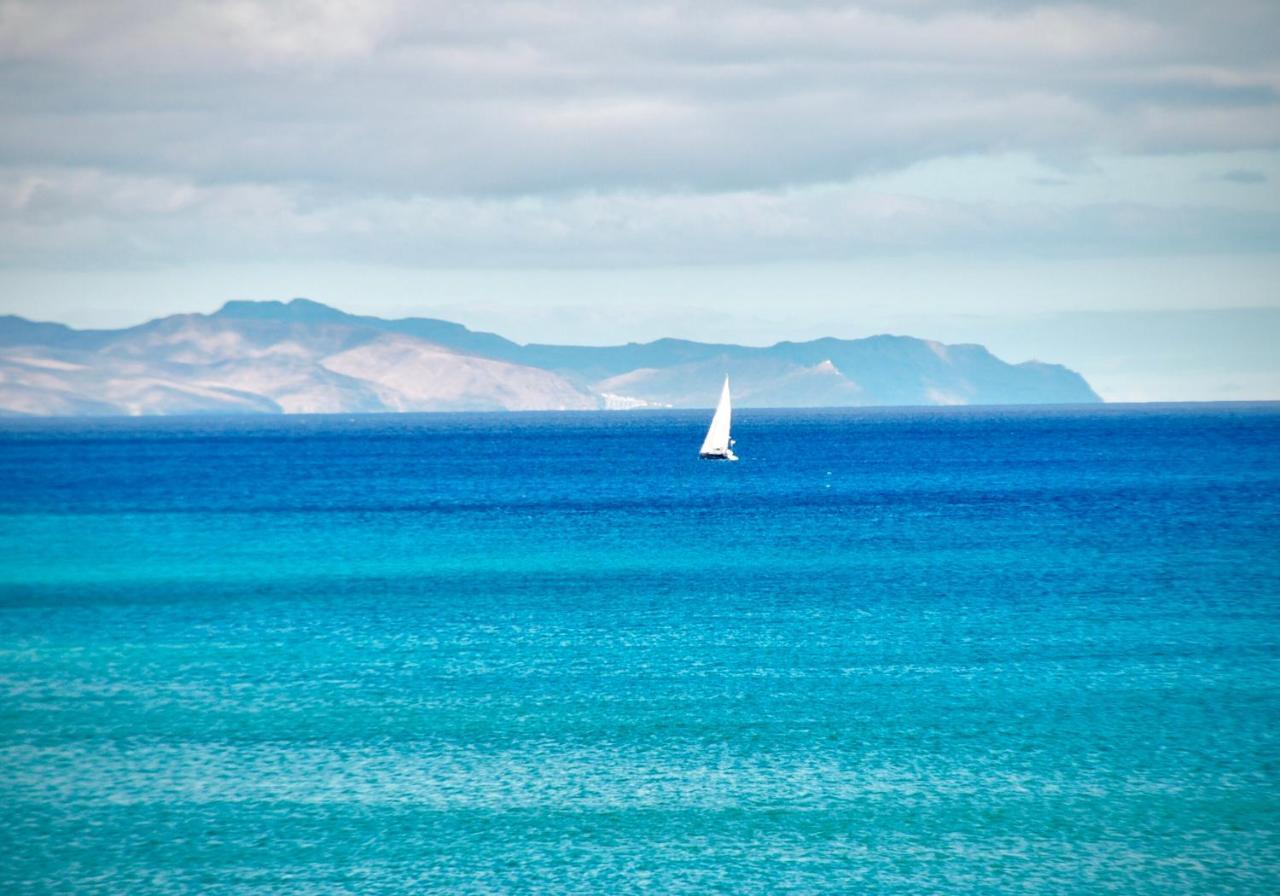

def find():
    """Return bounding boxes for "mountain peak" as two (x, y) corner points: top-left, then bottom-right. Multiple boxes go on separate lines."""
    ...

(213, 298), (350, 323)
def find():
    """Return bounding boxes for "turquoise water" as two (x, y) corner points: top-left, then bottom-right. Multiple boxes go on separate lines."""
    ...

(2, 405), (1278, 894)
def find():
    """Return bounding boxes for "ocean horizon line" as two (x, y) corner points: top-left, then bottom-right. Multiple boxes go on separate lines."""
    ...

(6, 398), (1280, 425)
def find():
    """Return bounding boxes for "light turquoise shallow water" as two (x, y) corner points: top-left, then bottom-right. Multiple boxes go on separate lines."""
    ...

(1, 406), (1278, 893)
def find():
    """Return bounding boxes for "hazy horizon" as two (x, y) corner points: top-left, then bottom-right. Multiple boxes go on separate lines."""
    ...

(8, 294), (1279, 405)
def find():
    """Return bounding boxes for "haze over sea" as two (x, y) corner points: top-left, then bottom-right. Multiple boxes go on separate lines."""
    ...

(2, 404), (1278, 894)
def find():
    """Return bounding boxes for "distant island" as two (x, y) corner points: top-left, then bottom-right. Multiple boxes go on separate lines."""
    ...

(0, 299), (1100, 416)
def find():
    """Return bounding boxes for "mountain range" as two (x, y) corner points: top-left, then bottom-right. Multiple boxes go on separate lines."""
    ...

(0, 299), (1100, 415)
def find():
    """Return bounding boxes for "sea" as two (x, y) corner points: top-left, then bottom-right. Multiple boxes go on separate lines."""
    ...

(1, 404), (1278, 894)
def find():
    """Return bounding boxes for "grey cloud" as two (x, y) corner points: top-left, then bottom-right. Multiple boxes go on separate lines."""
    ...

(1220, 168), (1268, 183)
(0, 1), (1277, 199)
(0, 0), (1277, 273)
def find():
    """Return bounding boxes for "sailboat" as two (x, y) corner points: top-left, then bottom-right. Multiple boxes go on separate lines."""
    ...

(699, 376), (738, 461)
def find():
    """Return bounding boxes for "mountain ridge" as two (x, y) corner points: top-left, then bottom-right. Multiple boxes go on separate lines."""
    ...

(0, 299), (1101, 416)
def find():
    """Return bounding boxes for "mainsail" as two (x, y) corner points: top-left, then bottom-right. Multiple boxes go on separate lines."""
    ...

(699, 376), (733, 456)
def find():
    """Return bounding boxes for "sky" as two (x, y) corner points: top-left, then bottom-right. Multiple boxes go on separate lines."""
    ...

(0, 0), (1278, 400)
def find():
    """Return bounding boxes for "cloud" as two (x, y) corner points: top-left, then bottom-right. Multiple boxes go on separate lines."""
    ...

(0, 1), (1277, 271)
(1, 1), (1278, 197)
(2, 165), (1276, 268)
(1219, 168), (1268, 183)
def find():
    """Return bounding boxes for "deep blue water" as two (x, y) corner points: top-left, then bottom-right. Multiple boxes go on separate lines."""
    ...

(1, 404), (1278, 894)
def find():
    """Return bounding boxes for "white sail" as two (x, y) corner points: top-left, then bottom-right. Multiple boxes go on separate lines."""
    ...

(699, 376), (733, 456)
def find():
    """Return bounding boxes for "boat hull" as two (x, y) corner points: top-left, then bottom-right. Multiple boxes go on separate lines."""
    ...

(699, 451), (738, 461)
